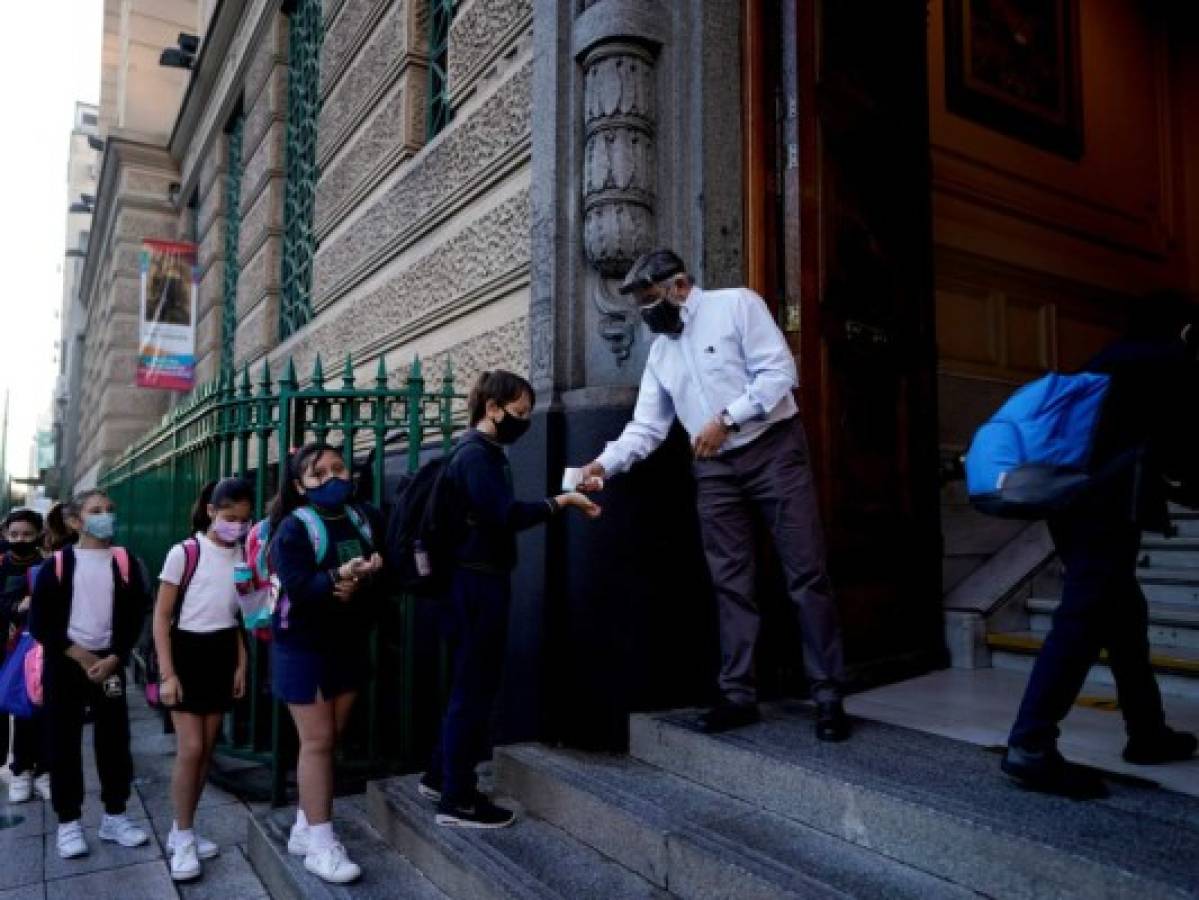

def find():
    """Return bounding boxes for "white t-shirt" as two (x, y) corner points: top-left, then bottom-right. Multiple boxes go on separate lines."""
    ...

(68, 549), (115, 651)
(159, 533), (241, 633)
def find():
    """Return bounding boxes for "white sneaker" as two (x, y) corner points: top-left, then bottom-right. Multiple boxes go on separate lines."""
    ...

(287, 822), (310, 856)
(34, 774), (51, 801)
(168, 828), (219, 860)
(7, 772), (32, 803)
(304, 841), (361, 884)
(57, 821), (89, 859)
(98, 814), (149, 848)
(170, 839), (202, 882)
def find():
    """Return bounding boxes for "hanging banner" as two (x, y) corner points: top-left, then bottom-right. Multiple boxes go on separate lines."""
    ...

(137, 239), (198, 391)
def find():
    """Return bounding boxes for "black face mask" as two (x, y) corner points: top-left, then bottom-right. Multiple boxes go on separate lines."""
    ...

(640, 297), (684, 336)
(494, 412), (532, 445)
(9, 541), (38, 559)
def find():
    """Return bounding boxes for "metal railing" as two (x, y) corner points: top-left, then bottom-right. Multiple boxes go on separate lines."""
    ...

(100, 354), (463, 804)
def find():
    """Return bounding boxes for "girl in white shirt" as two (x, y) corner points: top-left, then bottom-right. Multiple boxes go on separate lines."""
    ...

(153, 478), (252, 883)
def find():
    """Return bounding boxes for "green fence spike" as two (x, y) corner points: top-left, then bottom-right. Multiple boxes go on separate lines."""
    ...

(311, 353), (325, 389)
(342, 354), (355, 389)
(375, 354), (389, 390)
(240, 365), (253, 397)
(282, 357), (298, 392)
(409, 355), (423, 380)
(257, 358), (273, 396)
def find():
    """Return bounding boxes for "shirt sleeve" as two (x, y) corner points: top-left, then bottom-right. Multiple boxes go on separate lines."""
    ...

(457, 450), (554, 534)
(596, 359), (676, 476)
(159, 544), (186, 586)
(724, 289), (799, 426)
(269, 515), (335, 607)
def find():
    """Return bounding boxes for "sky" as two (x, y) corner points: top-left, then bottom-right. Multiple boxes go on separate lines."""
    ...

(0, 1), (102, 481)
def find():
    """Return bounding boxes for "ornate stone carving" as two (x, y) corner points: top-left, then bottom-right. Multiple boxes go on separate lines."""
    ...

(581, 40), (656, 362)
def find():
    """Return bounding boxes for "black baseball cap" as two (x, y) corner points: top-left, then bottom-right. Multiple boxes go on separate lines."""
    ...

(619, 249), (686, 295)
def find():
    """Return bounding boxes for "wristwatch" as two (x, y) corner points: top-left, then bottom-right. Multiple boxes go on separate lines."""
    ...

(719, 409), (740, 432)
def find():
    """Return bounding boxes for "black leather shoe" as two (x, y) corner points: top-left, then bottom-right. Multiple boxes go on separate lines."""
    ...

(815, 701), (850, 742)
(698, 702), (760, 734)
(1000, 745), (1108, 800)
(1123, 727), (1198, 765)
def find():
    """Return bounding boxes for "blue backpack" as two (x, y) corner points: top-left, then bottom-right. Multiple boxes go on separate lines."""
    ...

(964, 372), (1121, 518)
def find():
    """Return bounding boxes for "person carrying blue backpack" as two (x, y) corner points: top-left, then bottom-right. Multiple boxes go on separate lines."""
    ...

(268, 443), (385, 885)
(988, 293), (1199, 799)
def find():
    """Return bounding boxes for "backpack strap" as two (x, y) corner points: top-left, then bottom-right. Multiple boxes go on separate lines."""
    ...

(346, 505), (374, 548)
(293, 507), (329, 562)
(54, 550), (64, 583)
(171, 538), (201, 627)
(250, 520), (271, 581)
(111, 547), (131, 585)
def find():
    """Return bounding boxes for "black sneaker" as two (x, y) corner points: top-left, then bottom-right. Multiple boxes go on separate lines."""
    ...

(698, 701), (760, 734)
(1123, 727), (1198, 765)
(435, 795), (516, 829)
(815, 700), (850, 743)
(1000, 745), (1109, 800)
(417, 773), (442, 802)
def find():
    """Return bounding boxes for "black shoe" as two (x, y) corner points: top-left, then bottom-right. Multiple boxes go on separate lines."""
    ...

(815, 700), (850, 742)
(435, 794), (516, 829)
(1000, 745), (1109, 800)
(417, 773), (442, 802)
(698, 702), (760, 734)
(1123, 727), (1199, 765)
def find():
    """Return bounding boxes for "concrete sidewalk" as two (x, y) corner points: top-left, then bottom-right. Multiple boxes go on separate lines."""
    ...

(0, 682), (271, 900)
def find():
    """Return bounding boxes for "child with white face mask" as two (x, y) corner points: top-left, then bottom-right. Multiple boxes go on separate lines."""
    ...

(29, 490), (151, 861)
(154, 478), (253, 882)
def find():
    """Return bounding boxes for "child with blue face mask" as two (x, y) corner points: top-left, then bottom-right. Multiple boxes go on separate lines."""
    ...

(267, 443), (385, 885)
(29, 490), (150, 861)
(154, 478), (254, 882)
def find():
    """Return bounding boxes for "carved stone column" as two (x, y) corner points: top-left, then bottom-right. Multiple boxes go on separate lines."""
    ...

(574, 1), (668, 364)
(580, 41), (656, 361)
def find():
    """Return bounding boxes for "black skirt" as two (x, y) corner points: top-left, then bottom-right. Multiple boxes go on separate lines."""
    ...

(170, 627), (241, 714)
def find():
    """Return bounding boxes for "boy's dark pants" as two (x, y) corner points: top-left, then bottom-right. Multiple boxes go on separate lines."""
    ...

(428, 569), (511, 806)
(45, 654), (133, 824)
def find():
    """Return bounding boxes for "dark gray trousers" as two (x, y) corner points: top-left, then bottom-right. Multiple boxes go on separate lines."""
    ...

(694, 416), (845, 704)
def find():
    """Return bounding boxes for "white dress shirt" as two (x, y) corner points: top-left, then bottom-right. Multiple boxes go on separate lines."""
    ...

(597, 286), (798, 476)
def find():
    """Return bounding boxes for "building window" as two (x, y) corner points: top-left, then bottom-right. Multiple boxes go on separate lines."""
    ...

(427, 0), (453, 139)
(81, 112), (98, 127)
(280, 0), (323, 340)
(222, 113), (245, 380)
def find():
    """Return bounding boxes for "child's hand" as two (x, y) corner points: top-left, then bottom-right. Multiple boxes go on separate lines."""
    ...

(17, 597), (30, 614)
(232, 666), (246, 700)
(347, 554), (382, 578)
(160, 674), (182, 706)
(87, 655), (121, 684)
(558, 492), (602, 519)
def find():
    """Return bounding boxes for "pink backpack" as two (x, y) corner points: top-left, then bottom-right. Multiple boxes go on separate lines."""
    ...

(25, 548), (132, 707)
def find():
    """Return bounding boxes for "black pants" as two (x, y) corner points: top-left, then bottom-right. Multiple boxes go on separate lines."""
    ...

(1009, 494), (1166, 751)
(694, 416), (845, 704)
(428, 569), (510, 806)
(11, 709), (48, 776)
(46, 655), (132, 824)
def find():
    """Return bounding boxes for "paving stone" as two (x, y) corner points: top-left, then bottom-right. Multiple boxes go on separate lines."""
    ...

(140, 785), (238, 822)
(0, 835), (44, 890)
(44, 860), (175, 900)
(0, 884), (45, 900)
(176, 845), (267, 900)
(0, 798), (46, 839)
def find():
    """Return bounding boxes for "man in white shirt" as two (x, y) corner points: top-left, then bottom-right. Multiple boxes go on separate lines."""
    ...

(576, 249), (848, 740)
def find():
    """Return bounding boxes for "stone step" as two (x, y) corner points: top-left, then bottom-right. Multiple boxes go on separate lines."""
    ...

(628, 705), (1199, 899)
(1026, 597), (1199, 650)
(1139, 568), (1199, 605)
(496, 743), (975, 900)
(247, 798), (448, 900)
(366, 775), (664, 899)
(1167, 514), (1199, 538)
(988, 631), (1199, 700)
(1140, 537), (1199, 569)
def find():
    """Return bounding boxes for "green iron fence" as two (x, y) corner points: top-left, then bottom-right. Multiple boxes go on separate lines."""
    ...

(99, 354), (463, 804)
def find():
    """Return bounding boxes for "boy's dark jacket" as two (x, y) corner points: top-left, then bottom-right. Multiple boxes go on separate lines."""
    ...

(28, 546), (150, 665)
(1087, 335), (1199, 533)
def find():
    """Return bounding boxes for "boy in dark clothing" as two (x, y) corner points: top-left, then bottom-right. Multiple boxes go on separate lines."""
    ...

(420, 371), (600, 829)
(0, 509), (50, 802)
(1003, 293), (1199, 799)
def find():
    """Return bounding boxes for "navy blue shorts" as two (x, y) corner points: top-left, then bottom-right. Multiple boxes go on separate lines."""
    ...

(270, 641), (369, 705)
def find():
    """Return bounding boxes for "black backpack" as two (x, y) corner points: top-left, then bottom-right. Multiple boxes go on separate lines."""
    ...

(385, 445), (465, 597)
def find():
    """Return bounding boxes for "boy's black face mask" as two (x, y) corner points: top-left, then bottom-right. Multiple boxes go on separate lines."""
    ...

(494, 412), (532, 445)
(9, 540), (38, 558)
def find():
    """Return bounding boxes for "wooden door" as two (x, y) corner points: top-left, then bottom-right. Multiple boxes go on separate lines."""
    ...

(747, 0), (944, 682)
